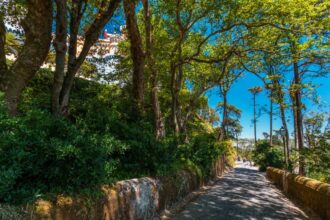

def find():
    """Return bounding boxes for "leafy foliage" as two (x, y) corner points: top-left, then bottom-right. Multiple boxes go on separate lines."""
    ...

(0, 204), (26, 220)
(0, 70), (231, 204)
(0, 0), (329, 209)
(305, 138), (330, 183)
(0, 93), (126, 204)
(252, 141), (284, 172)
(304, 118), (330, 183)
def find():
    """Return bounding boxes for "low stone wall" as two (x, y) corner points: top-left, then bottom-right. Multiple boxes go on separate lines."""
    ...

(29, 156), (228, 220)
(266, 167), (330, 220)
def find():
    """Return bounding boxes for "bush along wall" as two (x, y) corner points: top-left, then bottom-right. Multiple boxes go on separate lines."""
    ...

(252, 141), (284, 172)
(28, 155), (230, 220)
(266, 167), (330, 220)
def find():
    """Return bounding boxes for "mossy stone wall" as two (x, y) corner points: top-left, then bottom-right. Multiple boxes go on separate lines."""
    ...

(266, 167), (330, 220)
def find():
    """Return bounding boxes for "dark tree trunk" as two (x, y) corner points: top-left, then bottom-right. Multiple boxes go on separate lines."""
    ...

(274, 78), (290, 169)
(52, 0), (68, 116)
(171, 44), (185, 136)
(291, 91), (298, 150)
(279, 101), (290, 169)
(1, 0), (53, 115)
(57, 0), (120, 115)
(176, 46), (184, 132)
(170, 5), (187, 137)
(293, 60), (305, 175)
(219, 91), (228, 141)
(170, 63), (180, 135)
(282, 135), (289, 169)
(0, 15), (7, 85)
(66, 0), (83, 84)
(124, 0), (145, 116)
(142, 0), (165, 139)
(279, 101), (290, 164)
(55, 0), (82, 115)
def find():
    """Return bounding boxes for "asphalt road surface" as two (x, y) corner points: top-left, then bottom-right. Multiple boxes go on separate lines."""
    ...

(171, 162), (311, 220)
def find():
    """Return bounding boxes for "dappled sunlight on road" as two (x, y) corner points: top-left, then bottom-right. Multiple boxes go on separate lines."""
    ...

(171, 162), (311, 220)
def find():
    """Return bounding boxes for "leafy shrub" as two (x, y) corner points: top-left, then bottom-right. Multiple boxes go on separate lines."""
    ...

(0, 204), (26, 220)
(222, 140), (236, 167)
(305, 137), (330, 183)
(0, 93), (126, 204)
(252, 141), (284, 171)
(176, 134), (230, 178)
(111, 120), (175, 177)
(0, 70), (234, 205)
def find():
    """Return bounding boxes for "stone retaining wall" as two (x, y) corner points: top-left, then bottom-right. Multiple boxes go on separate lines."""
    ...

(29, 156), (228, 220)
(266, 167), (330, 220)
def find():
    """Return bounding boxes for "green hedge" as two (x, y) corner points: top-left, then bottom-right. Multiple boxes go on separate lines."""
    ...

(252, 141), (284, 171)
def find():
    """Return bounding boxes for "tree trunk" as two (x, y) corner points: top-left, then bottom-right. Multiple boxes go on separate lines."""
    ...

(176, 46), (184, 132)
(57, 0), (120, 115)
(269, 90), (273, 145)
(291, 92), (298, 150)
(171, 43), (185, 137)
(170, 63), (180, 135)
(279, 96), (289, 169)
(254, 95), (257, 146)
(282, 135), (289, 169)
(142, 0), (165, 139)
(0, 15), (7, 86)
(279, 101), (290, 164)
(55, 0), (81, 116)
(124, 0), (145, 117)
(1, 0), (52, 115)
(293, 60), (305, 175)
(275, 78), (290, 169)
(236, 133), (239, 156)
(219, 91), (228, 141)
(52, 0), (68, 116)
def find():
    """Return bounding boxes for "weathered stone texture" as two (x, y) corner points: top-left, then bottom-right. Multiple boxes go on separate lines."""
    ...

(266, 167), (330, 220)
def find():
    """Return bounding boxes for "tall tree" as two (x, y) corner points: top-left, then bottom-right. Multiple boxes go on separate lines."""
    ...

(249, 86), (263, 146)
(218, 63), (242, 141)
(272, 76), (290, 167)
(264, 56), (290, 153)
(290, 42), (305, 175)
(287, 32), (328, 175)
(159, 0), (235, 135)
(52, 0), (121, 116)
(269, 87), (273, 145)
(124, 0), (145, 117)
(141, 0), (164, 138)
(0, 0), (53, 115)
(217, 102), (242, 141)
(304, 113), (324, 149)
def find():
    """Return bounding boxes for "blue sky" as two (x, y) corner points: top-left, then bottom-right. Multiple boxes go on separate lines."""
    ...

(206, 72), (330, 139)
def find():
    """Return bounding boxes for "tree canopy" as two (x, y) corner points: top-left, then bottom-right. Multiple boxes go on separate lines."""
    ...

(0, 0), (329, 206)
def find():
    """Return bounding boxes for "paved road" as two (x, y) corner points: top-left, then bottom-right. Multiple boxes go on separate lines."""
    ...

(171, 163), (310, 220)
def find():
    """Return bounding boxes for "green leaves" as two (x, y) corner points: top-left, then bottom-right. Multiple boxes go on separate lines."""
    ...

(0, 100), (127, 204)
(252, 141), (285, 171)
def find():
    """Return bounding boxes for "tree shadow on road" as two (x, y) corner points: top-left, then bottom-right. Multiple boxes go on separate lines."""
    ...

(171, 167), (311, 220)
